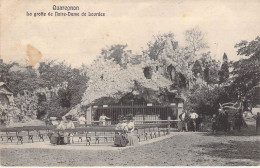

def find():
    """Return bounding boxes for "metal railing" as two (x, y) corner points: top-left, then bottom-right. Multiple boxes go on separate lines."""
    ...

(92, 104), (178, 125)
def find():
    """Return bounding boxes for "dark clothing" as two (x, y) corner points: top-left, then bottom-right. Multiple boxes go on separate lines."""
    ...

(256, 115), (260, 125)
(179, 113), (189, 131)
(211, 117), (217, 131)
(114, 134), (129, 147)
(242, 101), (248, 111)
(256, 115), (260, 133)
(49, 132), (66, 145)
(190, 120), (196, 132)
(218, 113), (229, 132)
(212, 122), (217, 131)
(195, 117), (203, 131)
(234, 113), (243, 131)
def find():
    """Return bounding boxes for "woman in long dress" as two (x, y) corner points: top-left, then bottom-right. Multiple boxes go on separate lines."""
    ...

(51, 117), (66, 145)
(114, 118), (129, 147)
(126, 116), (139, 146)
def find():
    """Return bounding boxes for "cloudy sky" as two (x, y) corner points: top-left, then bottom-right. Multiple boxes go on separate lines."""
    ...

(1, 0), (260, 67)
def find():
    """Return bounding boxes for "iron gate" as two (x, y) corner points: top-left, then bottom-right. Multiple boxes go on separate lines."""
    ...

(92, 104), (178, 125)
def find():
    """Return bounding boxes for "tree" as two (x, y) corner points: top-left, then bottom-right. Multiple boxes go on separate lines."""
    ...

(185, 27), (208, 58)
(14, 92), (38, 120)
(38, 61), (72, 89)
(209, 59), (221, 84)
(101, 44), (128, 67)
(145, 33), (177, 61)
(8, 66), (39, 95)
(219, 53), (229, 84)
(38, 61), (89, 117)
(198, 52), (220, 84)
(0, 61), (19, 85)
(229, 36), (260, 104)
(185, 85), (231, 116)
(203, 63), (210, 84)
(0, 59), (89, 121)
(235, 36), (260, 59)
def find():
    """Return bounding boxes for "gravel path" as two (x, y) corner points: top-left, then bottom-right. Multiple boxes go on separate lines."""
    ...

(1, 131), (260, 166)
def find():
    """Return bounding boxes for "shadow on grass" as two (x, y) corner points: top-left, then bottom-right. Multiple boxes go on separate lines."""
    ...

(197, 140), (260, 165)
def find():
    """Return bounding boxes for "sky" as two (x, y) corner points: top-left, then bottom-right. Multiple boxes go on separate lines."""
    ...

(1, 0), (260, 67)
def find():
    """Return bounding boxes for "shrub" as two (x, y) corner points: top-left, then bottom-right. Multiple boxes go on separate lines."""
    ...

(185, 85), (231, 116)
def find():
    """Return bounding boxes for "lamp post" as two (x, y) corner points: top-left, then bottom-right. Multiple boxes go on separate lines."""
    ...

(130, 99), (134, 115)
(132, 89), (139, 116)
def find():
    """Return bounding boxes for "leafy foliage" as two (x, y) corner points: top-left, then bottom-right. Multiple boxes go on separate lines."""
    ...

(230, 36), (260, 103)
(144, 33), (178, 61)
(192, 60), (202, 77)
(3, 29), (257, 122)
(185, 85), (231, 116)
(235, 36), (260, 59)
(14, 92), (38, 120)
(101, 44), (128, 67)
(203, 65), (210, 84)
(219, 53), (229, 84)
(0, 60), (88, 121)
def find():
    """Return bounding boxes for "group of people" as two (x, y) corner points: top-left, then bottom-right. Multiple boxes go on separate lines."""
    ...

(47, 114), (86, 126)
(179, 110), (249, 134)
(47, 113), (139, 146)
(211, 110), (260, 134)
(48, 115), (75, 145)
(179, 112), (203, 132)
(114, 115), (138, 147)
(211, 112), (231, 134)
(45, 109), (260, 146)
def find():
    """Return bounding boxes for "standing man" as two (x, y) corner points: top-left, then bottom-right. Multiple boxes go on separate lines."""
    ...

(234, 112), (243, 131)
(179, 112), (189, 132)
(195, 115), (203, 131)
(78, 114), (86, 125)
(99, 113), (110, 126)
(190, 112), (199, 131)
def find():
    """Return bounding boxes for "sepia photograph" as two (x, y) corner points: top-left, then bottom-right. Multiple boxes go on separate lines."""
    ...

(0, 0), (260, 166)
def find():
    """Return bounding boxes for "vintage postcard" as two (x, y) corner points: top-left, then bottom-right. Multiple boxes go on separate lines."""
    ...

(0, 0), (260, 166)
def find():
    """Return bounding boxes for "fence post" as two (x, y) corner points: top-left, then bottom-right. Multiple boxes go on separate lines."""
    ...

(86, 106), (92, 125)
(167, 116), (171, 134)
(177, 102), (184, 131)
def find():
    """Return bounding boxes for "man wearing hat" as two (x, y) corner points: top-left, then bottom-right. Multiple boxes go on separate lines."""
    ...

(190, 112), (199, 132)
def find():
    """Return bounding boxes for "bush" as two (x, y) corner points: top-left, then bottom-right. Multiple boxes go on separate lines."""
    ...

(185, 84), (231, 116)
